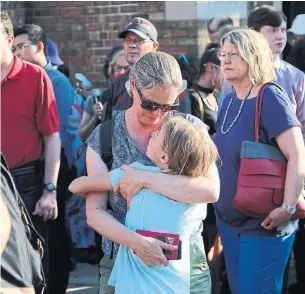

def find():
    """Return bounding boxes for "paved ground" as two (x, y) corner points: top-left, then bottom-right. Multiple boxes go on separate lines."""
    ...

(66, 263), (99, 294)
(66, 257), (297, 294)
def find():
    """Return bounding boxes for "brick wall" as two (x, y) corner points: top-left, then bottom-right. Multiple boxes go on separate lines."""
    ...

(2, 1), (277, 88)
(3, 1), (201, 88)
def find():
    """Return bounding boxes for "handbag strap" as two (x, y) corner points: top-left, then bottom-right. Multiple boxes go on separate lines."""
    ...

(255, 82), (284, 142)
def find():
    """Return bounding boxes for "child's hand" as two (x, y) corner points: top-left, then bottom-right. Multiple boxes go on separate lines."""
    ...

(114, 165), (147, 206)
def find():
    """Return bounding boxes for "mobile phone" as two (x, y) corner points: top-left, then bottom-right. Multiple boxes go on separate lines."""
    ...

(136, 229), (182, 260)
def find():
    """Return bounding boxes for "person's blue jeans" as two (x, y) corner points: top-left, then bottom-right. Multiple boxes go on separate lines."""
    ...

(217, 219), (295, 294)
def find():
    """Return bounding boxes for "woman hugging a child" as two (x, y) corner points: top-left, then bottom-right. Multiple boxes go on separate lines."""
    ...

(69, 115), (218, 294)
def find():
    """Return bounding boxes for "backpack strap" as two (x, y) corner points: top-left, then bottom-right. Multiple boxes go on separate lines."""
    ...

(1, 153), (45, 258)
(1, 153), (46, 290)
(98, 122), (115, 258)
(99, 119), (114, 170)
(189, 89), (205, 121)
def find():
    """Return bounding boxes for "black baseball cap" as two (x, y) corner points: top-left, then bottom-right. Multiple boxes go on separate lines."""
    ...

(119, 17), (158, 42)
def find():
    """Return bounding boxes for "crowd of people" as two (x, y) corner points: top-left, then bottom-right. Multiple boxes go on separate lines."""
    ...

(1, 5), (305, 294)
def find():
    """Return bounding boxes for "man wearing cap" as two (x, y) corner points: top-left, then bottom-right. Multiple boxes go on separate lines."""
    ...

(100, 17), (192, 123)
(47, 39), (64, 70)
(13, 24), (75, 294)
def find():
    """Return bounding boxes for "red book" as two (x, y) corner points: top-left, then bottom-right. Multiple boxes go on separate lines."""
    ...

(136, 230), (182, 260)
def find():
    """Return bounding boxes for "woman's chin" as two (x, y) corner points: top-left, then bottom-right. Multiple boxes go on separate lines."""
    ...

(223, 74), (235, 81)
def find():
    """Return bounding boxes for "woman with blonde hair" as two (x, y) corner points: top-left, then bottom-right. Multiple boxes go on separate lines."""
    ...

(214, 28), (305, 293)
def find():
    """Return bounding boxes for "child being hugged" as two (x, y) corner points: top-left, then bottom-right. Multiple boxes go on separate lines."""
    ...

(69, 116), (218, 294)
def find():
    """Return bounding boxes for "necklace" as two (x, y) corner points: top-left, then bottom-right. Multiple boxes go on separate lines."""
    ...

(221, 85), (254, 135)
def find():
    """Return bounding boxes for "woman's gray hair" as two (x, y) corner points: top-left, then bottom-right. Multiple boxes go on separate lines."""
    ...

(221, 28), (276, 85)
(129, 51), (184, 93)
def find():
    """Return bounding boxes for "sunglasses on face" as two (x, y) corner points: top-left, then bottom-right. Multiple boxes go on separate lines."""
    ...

(135, 84), (180, 112)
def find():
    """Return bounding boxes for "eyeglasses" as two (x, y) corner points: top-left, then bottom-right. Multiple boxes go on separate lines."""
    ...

(217, 52), (239, 61)
(113, 65), (130, 73)
(12, 43), (32, 53)
(135, 84), (179, 112)
(122, 38), (151, 46)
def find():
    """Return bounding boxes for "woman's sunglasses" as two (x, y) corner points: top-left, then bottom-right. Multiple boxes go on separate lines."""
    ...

(135, 84), (180, 112)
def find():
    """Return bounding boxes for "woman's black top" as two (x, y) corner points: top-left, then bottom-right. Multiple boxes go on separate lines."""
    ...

(190, 84), (218, 135)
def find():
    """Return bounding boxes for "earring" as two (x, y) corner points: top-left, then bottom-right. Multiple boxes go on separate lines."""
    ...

(212, 79), (215, 87)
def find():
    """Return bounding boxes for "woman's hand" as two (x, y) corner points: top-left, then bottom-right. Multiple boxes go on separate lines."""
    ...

(114, 165), (148, 205)
(261, 207), (292, 230)
(133, 236), (178, 267)
(92, 102), (103, 119)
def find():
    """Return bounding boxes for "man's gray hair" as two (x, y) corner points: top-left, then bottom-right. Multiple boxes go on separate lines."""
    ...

(129, 51), (183, 93)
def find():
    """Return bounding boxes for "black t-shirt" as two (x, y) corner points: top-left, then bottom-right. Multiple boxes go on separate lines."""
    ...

(1, 173), (34, 288)
(190, 85), (218, 226)
(190, 84), (218, 135)
(1, 154), (44, 290)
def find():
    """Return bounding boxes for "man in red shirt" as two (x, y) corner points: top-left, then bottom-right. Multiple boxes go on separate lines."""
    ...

(13, 24), (74, 294)
(0, 12), (61, 293)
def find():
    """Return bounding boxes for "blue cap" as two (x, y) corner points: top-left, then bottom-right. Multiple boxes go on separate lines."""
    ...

(47, 39), (64, 66)
(75, 73), (92, 89)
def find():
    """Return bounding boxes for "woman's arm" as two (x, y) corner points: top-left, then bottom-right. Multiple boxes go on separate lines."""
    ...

(78, 111), (99, 142)
(85, 146), (177, 266)
(146, 163), (220, 203)
(280, 127), (305, 206)
(262, 127), (305, 229)
(115, 163), (220, 204)
(69, 173), (112, 195)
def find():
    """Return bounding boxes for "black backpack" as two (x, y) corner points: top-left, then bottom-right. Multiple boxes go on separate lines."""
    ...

(0, 153), (46, 293)
(99, 119), (114, 170)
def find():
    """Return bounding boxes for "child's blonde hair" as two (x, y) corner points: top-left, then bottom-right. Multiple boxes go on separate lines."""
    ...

(162, 116), (218, 177)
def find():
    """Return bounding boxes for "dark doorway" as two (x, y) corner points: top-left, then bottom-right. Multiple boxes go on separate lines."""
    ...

(283, 1), (305, 59)
(283, 1), (305, 27)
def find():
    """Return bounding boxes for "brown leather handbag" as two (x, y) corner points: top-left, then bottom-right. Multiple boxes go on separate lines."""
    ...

(233, 82), (305, 220)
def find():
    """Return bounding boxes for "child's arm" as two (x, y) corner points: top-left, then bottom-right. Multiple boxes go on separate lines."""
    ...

(69, 173), (113, 195)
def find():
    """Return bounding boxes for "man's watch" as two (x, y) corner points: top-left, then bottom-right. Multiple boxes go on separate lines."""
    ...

(43, 183), (57, 192)
(281, 203), (296, 215)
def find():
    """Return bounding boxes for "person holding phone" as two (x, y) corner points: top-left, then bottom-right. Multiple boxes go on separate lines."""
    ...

(85, 52), (219, 294)
(70, 115), (218, 294)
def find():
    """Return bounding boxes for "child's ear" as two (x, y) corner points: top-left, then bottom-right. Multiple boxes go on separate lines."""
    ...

(160, 153), (169, 165)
